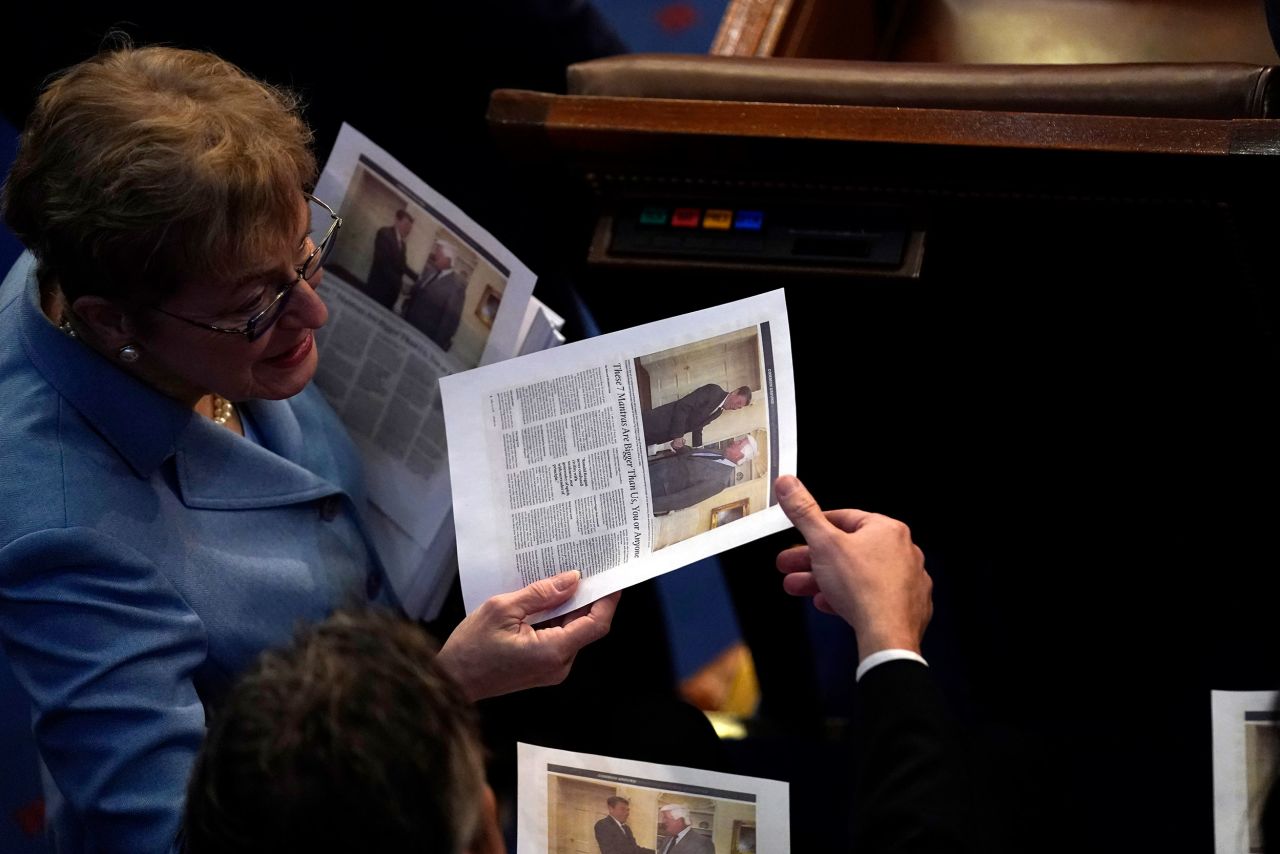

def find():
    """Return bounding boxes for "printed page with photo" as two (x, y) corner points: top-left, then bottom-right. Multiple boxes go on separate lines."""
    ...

(1211, 690), (1280, 854)
(442, 290), (796, 621)
(517, 743), (789, 854)
(310, 123), (542, 617)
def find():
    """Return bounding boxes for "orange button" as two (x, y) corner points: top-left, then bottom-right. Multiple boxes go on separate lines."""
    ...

(702, 209), (733, 230)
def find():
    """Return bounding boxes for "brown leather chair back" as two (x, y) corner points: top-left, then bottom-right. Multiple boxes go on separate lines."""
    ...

(568, 54), (1279, 120)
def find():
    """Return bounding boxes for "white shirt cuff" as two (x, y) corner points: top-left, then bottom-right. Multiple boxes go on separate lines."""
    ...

(856, 649), (928, 682)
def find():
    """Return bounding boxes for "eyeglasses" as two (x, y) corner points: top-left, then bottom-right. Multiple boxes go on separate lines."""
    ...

(151, 194), (343, 342)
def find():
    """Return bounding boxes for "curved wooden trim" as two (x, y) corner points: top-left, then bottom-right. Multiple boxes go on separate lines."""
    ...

(711, 0), (793, 57)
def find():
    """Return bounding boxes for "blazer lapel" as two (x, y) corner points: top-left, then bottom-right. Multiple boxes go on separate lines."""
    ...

(175, 400), (339, 510)
(248, 396), (310, 467)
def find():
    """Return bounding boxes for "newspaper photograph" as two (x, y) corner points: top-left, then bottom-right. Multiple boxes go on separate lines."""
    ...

(310, 123), (538, 617)
(517, 743), (789, 854)
(1213, 690), (1280, 854)
(441, 290), (796, 620)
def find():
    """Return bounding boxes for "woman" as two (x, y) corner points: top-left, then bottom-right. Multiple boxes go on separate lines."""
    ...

(0, 44), (616, 852)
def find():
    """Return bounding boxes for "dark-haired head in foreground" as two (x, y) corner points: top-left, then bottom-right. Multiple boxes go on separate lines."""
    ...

(184, 607), (502, 854)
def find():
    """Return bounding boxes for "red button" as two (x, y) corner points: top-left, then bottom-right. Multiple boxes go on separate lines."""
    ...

(671, 208), (701, 228)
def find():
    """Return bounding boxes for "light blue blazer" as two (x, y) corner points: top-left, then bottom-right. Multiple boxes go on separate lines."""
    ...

(0, 253), (396, 853)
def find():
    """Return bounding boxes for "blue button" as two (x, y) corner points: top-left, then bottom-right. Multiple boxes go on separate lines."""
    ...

(734, 210), (764, 231)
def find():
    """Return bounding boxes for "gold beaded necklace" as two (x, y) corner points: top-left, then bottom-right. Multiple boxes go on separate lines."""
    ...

(209, 394), (234, 426)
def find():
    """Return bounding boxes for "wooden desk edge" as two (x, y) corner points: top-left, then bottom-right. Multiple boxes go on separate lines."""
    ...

(488, 89), (1280, 157)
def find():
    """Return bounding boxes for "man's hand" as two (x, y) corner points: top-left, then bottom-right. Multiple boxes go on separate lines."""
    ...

(438, 571), (619, 701)
(774, 476), (932, 659)
(670, 437), (685, 450)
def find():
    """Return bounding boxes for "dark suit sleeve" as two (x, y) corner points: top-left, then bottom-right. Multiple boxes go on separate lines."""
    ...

(851, 660), (977, 854)
(594, 818), (612, 854)
(373, 228), (397, 271)
(655, 480), (724, 513)
(653, 448), (726, 512)
(670, 384), (725, 447)
(374, 228), (414, 281)
(595, 818), (633, 854)
(439, 277), (466, 349)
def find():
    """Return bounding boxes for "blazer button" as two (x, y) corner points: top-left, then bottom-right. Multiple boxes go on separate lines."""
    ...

(319, 496), (342, 521)
(365, 571), (383, 599)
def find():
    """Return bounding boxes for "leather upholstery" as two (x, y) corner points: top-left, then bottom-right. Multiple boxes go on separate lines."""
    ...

(568, 54), (1278, 119)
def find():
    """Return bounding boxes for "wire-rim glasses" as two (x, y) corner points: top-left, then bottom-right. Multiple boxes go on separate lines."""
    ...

(150, 193), (342, 342)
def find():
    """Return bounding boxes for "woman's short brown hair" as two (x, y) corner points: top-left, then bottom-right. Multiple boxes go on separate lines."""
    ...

(2, 43), (316, 306)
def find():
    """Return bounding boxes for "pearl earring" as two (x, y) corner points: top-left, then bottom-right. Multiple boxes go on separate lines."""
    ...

(117, 344), (141, 363)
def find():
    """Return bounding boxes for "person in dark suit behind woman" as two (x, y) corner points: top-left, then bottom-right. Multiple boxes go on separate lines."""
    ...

(773, 475), (978, 853)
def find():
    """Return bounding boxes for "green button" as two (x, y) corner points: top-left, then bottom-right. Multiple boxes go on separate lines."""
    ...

(639, 207), (668, 226)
